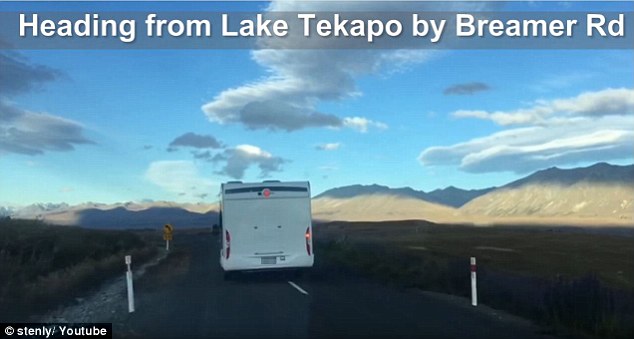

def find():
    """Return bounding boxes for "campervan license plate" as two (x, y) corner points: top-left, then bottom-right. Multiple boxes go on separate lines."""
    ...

(261, 257), (276, 265)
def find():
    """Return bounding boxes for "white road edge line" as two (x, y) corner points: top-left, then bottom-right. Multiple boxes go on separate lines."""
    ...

(288, 281), (309, 295)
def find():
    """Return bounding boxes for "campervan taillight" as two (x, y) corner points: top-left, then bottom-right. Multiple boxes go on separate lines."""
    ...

(305, 227), (311, 256)
(225, 229), (231, 259)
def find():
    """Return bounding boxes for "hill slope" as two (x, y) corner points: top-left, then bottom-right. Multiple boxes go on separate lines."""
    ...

(315, 184), (428, 200)
(41, 203), (219, 229)
(312, 194), (459, 223)
(460, 163), (634, 220)
(316, 184), (492, 208)
(425, 186), (495, 208)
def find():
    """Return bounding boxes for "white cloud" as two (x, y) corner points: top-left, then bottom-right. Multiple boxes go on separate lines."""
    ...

(235, 144), (269, 156)
(201, 49), (404, 132)
(168, 132), (223, 149)
(343, 117), (388, 133)
(452, 88), (634, 126)
(0, 52), (92, 156)
(0, 51), (61, 97)
(0, 100), (93, 155)
(200, 0), (447, 132)
(420, 87), (634, 174)
(145, 160), (215, 196)
(453, 109), (537, 126)
(316, 142), (341, 151)
(547, 88), (634, 116)
(212, 144), (286, 179)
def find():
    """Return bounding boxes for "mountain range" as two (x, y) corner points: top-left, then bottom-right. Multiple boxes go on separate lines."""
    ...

(312, 162), (633, 224)
(2, 162), (632, 228)
(314, 184), (494, 208)
(459, 163), (633, 221)
(1, 201), (220, 229)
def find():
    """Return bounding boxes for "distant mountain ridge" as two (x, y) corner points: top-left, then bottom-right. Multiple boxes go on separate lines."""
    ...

(64, 207), (219, 229)
(3, 162), (632, 227)
(503, 162), (634, 188)
(312, 162), (633, 223)
(8, 203), (70, 218)
(315, 184), (493, 208)
(461, 162), (634, 220)
(425, 186), (495, 208)
(3, 201), (219, 229)
(315, 184), (427, 200)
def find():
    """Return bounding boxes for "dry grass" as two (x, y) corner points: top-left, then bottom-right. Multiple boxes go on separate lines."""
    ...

(0, 219), (159, 321)
(315, 220), (634, 338)
(317, 220), (634, 289)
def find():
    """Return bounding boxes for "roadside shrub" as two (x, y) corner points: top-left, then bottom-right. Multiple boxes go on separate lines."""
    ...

(316, 239), (634, 339)
(0, 219), (157, 321)
(543, 274), (634, 338)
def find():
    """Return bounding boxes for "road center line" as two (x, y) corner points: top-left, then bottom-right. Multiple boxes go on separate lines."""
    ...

(288, 281), (309, 295)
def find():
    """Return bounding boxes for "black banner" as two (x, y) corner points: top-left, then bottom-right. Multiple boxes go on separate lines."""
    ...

(1, 323), (112, 339)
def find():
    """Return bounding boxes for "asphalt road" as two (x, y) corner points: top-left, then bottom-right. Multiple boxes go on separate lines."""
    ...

(118, 233), (554, 339)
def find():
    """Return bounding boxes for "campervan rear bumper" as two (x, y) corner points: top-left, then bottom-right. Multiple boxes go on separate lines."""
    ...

(220, 253), (314, 272)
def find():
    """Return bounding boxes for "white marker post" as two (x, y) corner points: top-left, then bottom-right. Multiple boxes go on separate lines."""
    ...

(470, 257), (477, 306)
(166, 239), (170, 251)
(125, 255), (135, 313)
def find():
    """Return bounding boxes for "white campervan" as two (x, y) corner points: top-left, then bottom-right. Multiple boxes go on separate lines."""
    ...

(219, 180), (314, 277)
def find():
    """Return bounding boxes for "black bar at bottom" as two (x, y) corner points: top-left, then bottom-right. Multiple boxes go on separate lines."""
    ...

(1, 323), (112, 339)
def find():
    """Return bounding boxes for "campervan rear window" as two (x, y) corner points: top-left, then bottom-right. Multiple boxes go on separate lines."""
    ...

(224, 186), (308, 194)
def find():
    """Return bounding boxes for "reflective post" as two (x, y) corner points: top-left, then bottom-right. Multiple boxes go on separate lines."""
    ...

(470, 257), (477, 306)
(125, 255), (135, 313)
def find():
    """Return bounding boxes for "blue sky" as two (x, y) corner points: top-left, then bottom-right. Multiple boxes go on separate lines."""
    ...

(1, 1), (633, 205)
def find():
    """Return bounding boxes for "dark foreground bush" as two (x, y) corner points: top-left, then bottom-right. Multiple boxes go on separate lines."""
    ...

(543, 274), (634, 338)
(0, 219), (158, 321)
(316, 240), (634, 339)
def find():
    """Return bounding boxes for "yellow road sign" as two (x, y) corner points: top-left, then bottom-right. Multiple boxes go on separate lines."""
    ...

(163, 224), (173, 240)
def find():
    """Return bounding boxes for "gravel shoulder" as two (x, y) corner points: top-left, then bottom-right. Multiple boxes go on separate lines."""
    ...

(39, 250), (169, 328)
